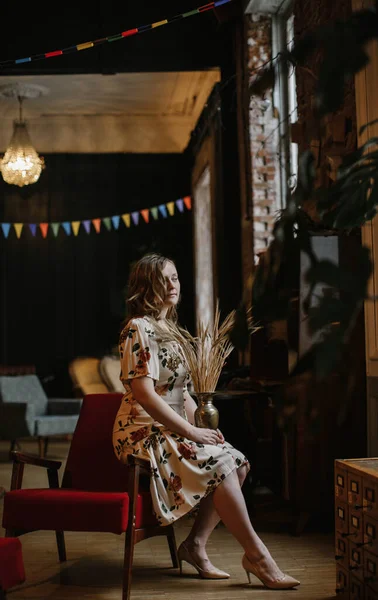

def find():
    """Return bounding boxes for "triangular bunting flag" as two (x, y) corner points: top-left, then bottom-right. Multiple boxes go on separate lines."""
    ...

(176, 199), (184, 213)
(40, 223), (49, 239)
(29, 224), (37, 236)
(72, 221), (81, 236)
(51, 223), (60, 237)
(14, 223), (23, 239)
(1, 223), (11, 238)
(158, 204), (167, 218)
(92, 218), (101, 233)
(150, 206), (159, 220)
(112, 215), (120, 230)
(102, 217), (112, 231)
(83, 220), (91, 234)
(0, 195), (190, 241)
(140, 209), (149, 223)
(62, 222), (71, 236)
(122, 213), (131, 228)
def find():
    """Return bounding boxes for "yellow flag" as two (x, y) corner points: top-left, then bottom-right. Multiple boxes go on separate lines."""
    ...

(14, 223), (23, 238)
(72, 221), (81, 236)
(122, 213), (131, 228)
(152, 19), (168, 28)
(166, 202), (175, 216)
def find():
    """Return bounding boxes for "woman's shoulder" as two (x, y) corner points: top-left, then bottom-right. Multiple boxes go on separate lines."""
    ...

(127, 315), (154, 327)
(120, 316), (156, 338)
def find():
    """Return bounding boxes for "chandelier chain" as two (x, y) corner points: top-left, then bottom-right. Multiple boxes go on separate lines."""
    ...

(17, 96), (23, 122)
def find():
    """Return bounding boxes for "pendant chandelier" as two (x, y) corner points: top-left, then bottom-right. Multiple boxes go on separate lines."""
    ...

(0, 84), (47, 187)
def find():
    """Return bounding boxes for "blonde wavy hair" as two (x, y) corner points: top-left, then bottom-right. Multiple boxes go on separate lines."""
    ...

(124, 252), (179, 324)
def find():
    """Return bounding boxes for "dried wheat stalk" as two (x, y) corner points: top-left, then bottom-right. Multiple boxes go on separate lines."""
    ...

(168, 302), (251, 393)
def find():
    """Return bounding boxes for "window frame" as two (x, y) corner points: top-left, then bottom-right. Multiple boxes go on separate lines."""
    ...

(271, 0), (298, 209)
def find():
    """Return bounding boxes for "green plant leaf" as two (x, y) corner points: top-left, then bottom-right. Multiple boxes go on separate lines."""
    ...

(359, 119), (378, 137)
(306, 296), (346, 334)
(298, 150), (316, 194)
(249, 66), (275, 97)
(314, 328), (345, 380)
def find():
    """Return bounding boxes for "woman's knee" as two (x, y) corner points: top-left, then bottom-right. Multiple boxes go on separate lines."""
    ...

(237, 464), (248, 487)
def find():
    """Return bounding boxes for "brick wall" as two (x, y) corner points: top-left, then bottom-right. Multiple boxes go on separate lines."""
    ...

(246, 14), (281, 260)
(246, 1), (357, 249)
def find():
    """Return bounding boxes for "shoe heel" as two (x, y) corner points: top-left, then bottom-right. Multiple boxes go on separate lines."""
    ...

(245, 569), (251, 584)
(179, 559), (183, 576)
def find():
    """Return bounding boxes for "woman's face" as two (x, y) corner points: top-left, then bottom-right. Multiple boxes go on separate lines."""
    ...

(161, 261), (180, 311)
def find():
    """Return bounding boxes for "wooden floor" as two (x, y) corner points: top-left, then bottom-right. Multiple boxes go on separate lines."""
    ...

(0, 439), (337, 599)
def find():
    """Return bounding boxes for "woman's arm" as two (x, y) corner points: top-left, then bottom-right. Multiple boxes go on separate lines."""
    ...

(183, 389), (225, 444)
(131, 377), (192, 437)
(183, 390), (197, 425)
(130, 377), (222, 445)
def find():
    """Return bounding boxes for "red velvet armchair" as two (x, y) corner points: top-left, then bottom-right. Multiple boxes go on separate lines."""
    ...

(2, 393), (179, 600)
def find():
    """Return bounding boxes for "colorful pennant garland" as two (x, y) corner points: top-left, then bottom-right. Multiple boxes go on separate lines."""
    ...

(0, 1), (232, 68)
(0, 196), (192, 239)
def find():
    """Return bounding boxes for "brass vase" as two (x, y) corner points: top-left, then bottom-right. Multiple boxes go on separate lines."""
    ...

(193, 392), (219, 430)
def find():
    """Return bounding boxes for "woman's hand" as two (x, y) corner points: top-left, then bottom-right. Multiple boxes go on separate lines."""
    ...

(189, 426), (224, 445)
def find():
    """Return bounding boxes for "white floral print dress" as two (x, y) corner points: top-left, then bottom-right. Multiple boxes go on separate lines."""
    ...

(112, 316), (250, 526)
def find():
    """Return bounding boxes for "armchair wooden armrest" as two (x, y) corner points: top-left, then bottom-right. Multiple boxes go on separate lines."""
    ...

(10, 451), (62, 491)
(10, 450), (62, 470)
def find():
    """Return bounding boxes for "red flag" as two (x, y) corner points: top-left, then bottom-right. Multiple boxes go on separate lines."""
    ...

(40, 223), (49, 238)
(140, 209), (149, 223)
(92, 219), (101, 233)
(183, 196), (191, 210)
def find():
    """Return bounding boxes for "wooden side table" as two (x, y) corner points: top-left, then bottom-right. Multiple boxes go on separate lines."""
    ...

(213, 387), (283, 509)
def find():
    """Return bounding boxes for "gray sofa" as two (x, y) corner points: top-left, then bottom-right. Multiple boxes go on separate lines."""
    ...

(0, 374), (82, 457)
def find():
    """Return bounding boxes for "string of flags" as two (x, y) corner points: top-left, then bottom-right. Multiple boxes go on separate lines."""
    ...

(0, 1), (232, 68)
(0, 196), (191, 239)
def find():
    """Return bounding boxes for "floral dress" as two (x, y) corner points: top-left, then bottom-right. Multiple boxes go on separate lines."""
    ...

(112, 316), (250, 526)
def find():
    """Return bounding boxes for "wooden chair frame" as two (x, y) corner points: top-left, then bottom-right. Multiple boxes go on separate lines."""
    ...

(5, 450), (178, 600)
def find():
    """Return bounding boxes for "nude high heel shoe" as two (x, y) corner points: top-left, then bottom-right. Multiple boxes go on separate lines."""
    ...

(178, 541), (230, 579)
(242, 554), (300, 589)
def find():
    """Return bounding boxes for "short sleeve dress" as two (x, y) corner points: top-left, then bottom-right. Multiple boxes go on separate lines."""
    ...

(112, 316), (250, 526)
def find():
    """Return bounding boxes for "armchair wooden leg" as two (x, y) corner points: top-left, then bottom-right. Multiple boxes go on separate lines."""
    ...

(55, 531), (66, 562)
(123, 530), (136, 600)
(166, 525), (179, 568)
(38, 437), (49, 458)
(5, 529), (15, 538)
(38, 437), (44, 458)
(9, 440), (21, 456)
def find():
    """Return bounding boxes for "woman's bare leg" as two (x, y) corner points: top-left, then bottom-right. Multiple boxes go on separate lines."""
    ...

(212, 468), (286, 581)
(181, 465), (248, 568)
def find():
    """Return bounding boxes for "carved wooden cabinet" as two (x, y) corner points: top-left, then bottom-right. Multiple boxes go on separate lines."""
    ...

(335, 458), (378, 599)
